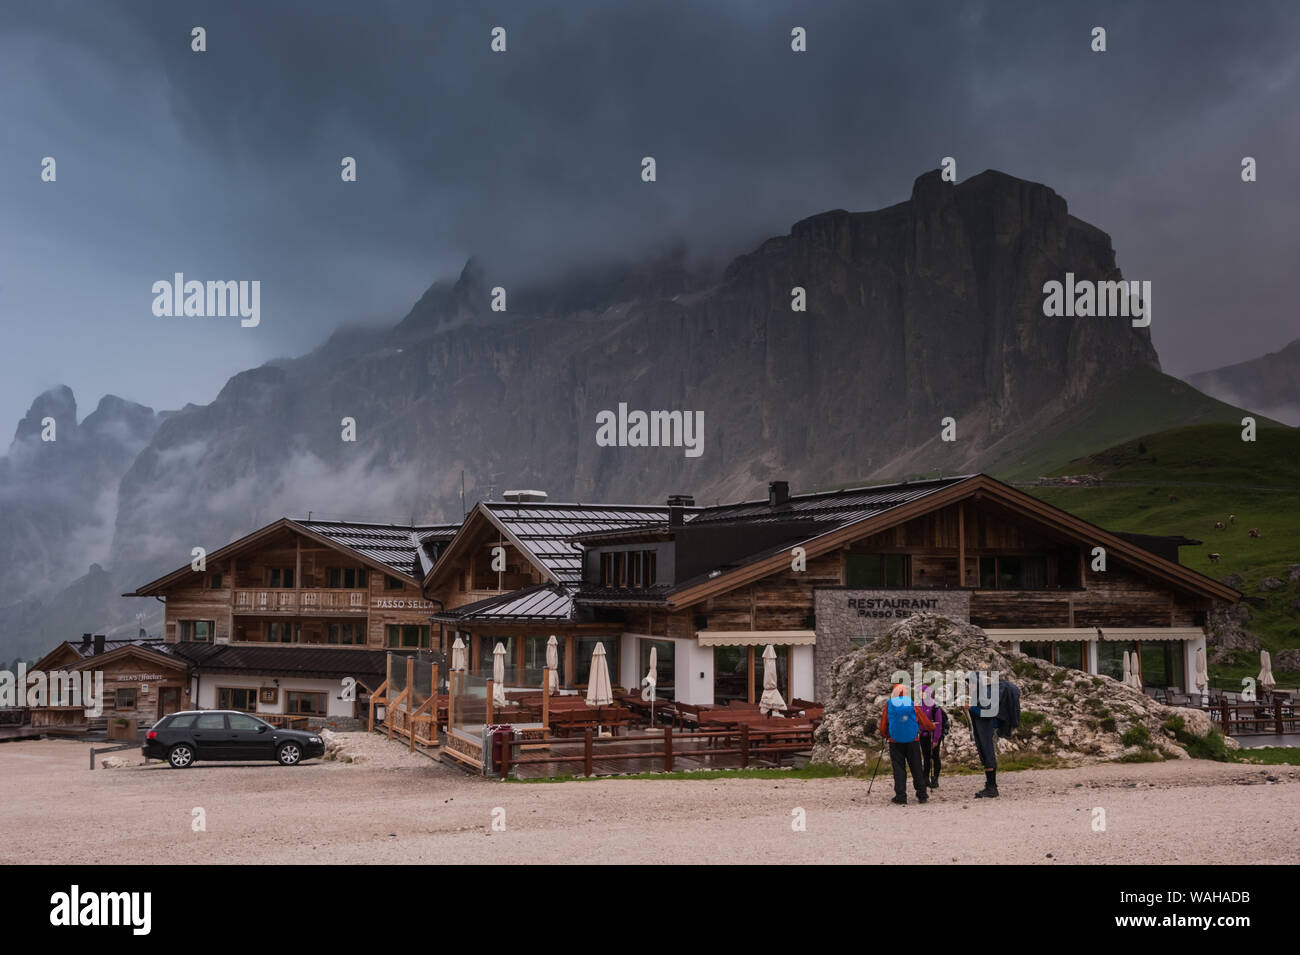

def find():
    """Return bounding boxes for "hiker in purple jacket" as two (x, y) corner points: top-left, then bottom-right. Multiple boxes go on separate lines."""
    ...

(917, 684), (945, 789)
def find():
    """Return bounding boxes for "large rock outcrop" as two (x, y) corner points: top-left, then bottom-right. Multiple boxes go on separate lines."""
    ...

(1207, 603), (1260, 664)
(811, 614), (1229, 770)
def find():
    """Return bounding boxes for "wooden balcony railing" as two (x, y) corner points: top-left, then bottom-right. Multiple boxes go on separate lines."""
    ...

(233, 589), (367, 614)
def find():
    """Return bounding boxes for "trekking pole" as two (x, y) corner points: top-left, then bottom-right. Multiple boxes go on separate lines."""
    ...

(865, 734), (886, 795)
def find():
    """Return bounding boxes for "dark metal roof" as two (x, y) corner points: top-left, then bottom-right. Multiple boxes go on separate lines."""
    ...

(434, 584), (574, 622)
(1111, 532), (1205, 564)
(482, 502), (671, 586)
(65, 638), (168, 660)
(164, 643), (395, 680)
(293, 519), (462, 579)
(572, 584), (673, 606)
(689, 476), (974, 526)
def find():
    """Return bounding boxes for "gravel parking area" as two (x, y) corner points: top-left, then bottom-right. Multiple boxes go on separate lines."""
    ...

(1, 735), (1295, 864)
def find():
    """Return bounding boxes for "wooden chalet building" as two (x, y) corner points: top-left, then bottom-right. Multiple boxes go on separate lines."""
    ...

(29, 635), (189, 733)
(120, 518), (460, 723)
(428, 476), (1240, 706)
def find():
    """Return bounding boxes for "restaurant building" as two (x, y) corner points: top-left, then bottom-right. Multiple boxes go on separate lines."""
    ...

(427, 476), (1239, 705)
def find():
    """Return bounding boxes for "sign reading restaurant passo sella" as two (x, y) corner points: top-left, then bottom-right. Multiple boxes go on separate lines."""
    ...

(847, 596), (941, 618)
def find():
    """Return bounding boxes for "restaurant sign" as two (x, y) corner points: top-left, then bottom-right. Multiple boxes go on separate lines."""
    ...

(119, 673), (166, 682)
(812, 589), (971, 699)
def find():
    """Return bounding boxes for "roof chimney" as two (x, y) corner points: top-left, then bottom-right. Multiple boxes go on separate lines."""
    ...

(769, 480), (790, 507)
(503, 490), (548, 503)
(93, 634), (106, 656)
(666, 494), (693, 527)
(81, 633), (92, 649)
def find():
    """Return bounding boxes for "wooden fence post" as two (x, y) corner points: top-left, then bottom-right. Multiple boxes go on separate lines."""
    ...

(1220, 701), (1231, 735)
(664, 724), (673, 773)
(1275, 699), (1285, 736)
(431, 664), (439, 736)
(487, 679), (495, 725)
(407, 656), (416, 752)
(740, 723), (750, 768)
(583, 728), (593, 777)
(541, 667), (550, 731)
(499, 730), (513, 779)
(448, 670), (456, 733)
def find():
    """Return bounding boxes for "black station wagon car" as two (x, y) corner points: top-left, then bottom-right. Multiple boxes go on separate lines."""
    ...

(143, 710), (325, 768)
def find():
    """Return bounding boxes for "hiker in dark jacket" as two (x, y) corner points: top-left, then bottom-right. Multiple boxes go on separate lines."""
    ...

(917, 683), (945, 788)
(965, 672), (1000, 798)
(878, 684), (935, 805)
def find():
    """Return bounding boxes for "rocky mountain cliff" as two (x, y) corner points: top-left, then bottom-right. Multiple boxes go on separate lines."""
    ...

(1186, 338), (1300, 427)
(109, 171), (1161, 576)
(0, 387), (161, 607)
(0, 169), (1264, 657)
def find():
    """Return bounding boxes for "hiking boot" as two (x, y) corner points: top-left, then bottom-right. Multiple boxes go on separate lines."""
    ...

(929, 776), (940, 789)
(917, 793), (928, 803)
(974, 785), (999, 798)
(890, 795), (907, 805)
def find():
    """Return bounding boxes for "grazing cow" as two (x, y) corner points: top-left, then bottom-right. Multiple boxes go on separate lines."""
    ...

(1208, 553), (1221, 564)
(1249, 528), (1261, 538)
(1228, 514), (1236, 524)
(1214, 521), (1226, 530)
(1167, 493), (1179, 502)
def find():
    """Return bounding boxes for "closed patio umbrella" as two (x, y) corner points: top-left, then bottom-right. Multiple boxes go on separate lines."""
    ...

(641, 646), (657, 725)
(586, 642), (614, 735)
(1121, 650), (1133, 688)
(1259, 650), (1276, 698)
(492, 641), (507, 707)
(1194, 647), (1209, 701)
(451, 636), (467, 671)
(759, 644), (787, 716)
(546, 635), (559, 695)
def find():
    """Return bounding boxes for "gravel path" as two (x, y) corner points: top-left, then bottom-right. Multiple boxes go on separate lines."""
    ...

(2, 736), (1295, 864)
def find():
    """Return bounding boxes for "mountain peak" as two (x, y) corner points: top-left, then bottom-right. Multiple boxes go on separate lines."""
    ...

(13, 385), (77, 444)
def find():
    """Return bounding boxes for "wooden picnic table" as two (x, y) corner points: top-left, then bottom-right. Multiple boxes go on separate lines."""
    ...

(706, 717), (815, 749)
(700, 710), (797, 728)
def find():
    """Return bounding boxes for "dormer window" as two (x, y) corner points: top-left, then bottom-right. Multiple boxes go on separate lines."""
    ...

(596, 548), (659, 588)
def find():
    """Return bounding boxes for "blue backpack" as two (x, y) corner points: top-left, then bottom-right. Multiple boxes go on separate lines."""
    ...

(887, 695), (919, 743)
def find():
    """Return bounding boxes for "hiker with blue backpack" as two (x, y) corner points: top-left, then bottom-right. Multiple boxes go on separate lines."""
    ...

(878, 683), (935, 805)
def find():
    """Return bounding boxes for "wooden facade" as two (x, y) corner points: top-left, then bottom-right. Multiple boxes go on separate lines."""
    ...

(27, 644), (189, 731)
(645, 499), (1218, 632)
(135, 523), (441, 651)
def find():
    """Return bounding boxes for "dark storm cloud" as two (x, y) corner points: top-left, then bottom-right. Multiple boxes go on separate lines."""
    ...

(2, 0), (1298, 429)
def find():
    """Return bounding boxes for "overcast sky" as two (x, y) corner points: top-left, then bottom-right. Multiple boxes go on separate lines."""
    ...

(2, 0), (1297, 430)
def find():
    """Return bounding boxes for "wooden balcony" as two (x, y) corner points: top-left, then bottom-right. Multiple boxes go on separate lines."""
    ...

(233, 589), (368, 615)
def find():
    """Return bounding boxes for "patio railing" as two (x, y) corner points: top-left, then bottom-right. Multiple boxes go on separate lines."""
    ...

(493, 723), (815, 779)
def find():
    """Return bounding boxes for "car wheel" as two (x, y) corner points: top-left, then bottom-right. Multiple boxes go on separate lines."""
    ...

(168, 744), (195, 769)
(276, 742), (302, 766)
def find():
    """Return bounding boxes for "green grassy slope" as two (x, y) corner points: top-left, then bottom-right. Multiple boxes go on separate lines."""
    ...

(1026, 423), (1300, 684)
(990, 367), (1286, 481)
